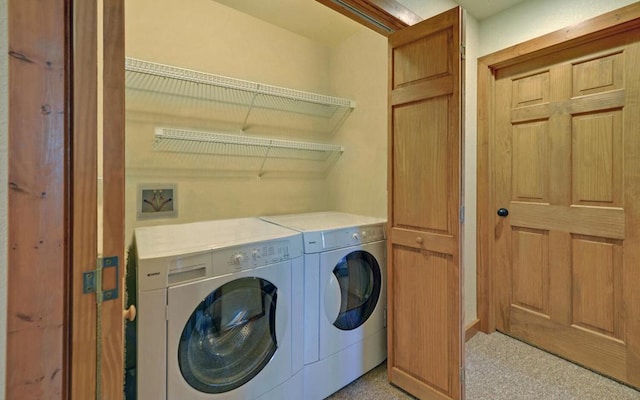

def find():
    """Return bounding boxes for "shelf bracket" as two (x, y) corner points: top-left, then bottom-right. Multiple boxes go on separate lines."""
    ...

(242, 90), (259, 132)
(257, 142), (273, 178)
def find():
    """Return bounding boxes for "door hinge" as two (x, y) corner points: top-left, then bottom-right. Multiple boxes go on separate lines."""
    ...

(460, 43), (466, 59)
(460, 367), (466, 385)
(460, 205), (465, 224)
(384, 305), (388, 328)
(83, 256), (119, 302)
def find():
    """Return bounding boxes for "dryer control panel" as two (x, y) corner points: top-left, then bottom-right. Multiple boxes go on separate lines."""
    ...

(303, 223), (386, 253)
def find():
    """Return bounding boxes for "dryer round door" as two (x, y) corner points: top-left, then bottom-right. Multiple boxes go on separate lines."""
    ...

(325, 250), (382, 331)
(178, 277), (278, 394)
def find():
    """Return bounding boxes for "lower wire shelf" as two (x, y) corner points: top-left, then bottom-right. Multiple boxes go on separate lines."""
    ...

(151, 127), (344, 178)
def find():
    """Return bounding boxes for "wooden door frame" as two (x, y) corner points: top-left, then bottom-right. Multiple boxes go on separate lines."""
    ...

(7, 0), (124, 399)
(7, 0), (70, 397)
(477, 2), (640, 333)
(100, 1), (126, 398)
(71, 0), (99, 398)
(315, 0), (422, 36)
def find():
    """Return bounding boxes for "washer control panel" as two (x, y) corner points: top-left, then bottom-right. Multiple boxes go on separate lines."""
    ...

(138, 234), (302, 290)
(214, 239), (300, 274)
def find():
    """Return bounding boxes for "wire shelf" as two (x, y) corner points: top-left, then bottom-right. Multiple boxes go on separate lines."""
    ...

(125, 58), (356, 135)
(152, 128), (344, 177)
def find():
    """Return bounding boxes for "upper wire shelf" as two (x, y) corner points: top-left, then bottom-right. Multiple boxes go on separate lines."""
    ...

(125, 58), (356, 136)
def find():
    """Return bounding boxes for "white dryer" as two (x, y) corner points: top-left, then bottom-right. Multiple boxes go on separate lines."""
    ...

(135, 218), (304, 400)
(260, 212), (387, 400)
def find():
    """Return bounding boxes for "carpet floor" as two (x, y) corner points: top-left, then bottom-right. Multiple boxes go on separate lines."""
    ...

(327, 332), (640, 400)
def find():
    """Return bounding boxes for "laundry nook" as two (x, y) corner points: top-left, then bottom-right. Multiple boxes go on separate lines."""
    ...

(4, 1), (640, 399)
(123, 1), (390, 398)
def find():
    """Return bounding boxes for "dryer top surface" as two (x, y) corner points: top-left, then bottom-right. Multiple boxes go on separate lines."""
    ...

(260, 211), (386, 233)
(134, 217), (300, 259)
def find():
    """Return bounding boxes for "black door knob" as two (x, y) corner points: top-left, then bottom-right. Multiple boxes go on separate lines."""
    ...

(497, 208), (509, 217)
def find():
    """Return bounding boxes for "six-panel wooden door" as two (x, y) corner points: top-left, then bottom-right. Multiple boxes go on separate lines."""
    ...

(492, 29), (640, 389)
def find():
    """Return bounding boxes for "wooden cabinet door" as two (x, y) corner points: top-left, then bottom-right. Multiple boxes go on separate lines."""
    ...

(492, 30), (640, 389)
(387, 7), (464, 400)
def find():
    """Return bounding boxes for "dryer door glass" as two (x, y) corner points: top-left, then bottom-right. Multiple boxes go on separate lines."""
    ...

(178, 277), (278, 394)
(332, 250), (382, 330)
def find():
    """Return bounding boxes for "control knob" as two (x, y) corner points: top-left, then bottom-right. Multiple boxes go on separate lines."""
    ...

(232, 254), (244, 265)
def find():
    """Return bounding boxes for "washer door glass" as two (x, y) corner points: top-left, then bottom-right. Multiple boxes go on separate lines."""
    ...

(178, 277), (278, 394)
(332, 250), (381, 331)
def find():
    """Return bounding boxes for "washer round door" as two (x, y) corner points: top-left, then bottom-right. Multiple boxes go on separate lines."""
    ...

(178, 277), (278, 394)
(325, 250), (382, 331)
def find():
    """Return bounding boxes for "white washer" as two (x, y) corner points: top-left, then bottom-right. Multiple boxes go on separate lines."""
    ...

(135, 218), (304, 400)
(260, 212), (387, 400)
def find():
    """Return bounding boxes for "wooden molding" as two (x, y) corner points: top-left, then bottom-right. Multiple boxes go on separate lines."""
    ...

(465, 319), (480, 342)
(315, 0), (422, 36)
(476, 2), (640, 334)
(479, 2), (640, 69)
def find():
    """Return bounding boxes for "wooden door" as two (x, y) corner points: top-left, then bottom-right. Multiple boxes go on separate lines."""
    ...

(72, 0), (125, 398)
(72, 0), (99, 396)
(100, 0), (126, 398)
(387, 7), (464, 400)
(492, 29), (640, 389)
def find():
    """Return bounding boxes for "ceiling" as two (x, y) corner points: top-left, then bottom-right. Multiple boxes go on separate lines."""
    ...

(213, 0), (526, 46)
(411, 0), (527, 20)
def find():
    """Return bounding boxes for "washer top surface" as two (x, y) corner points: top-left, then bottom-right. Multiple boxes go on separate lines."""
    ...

(260, 211), (386, 232)
(135, 217), (300, 259)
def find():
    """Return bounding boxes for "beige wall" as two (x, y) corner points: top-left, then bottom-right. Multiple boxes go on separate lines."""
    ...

(124, 0), (378, 245)
(325, 28), (387, 219)
(126, 0), (331, 92)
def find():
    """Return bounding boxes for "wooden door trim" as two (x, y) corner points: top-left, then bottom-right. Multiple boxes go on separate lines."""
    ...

(7, 0), (70, 397)
(315, 0), (422, 36)
(71, 0), (99, 398)
(477, 2), (640, 333)
(100, 0), (126, 398)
